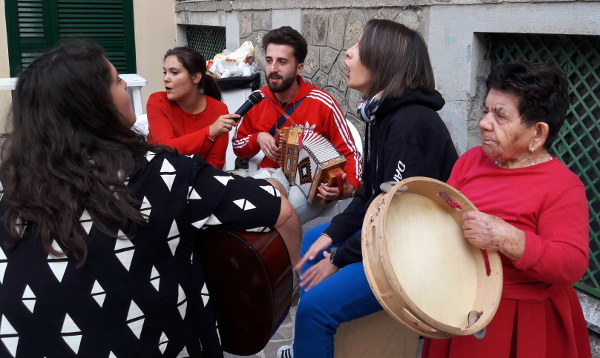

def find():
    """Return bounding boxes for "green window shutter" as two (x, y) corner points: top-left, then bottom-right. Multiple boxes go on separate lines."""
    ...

(55, 0), (136, 73)
(5, 0), (136, 76)
(5, 0), (52, 76)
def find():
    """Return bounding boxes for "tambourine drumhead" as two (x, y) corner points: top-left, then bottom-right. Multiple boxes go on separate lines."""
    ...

(362, 177), (503, 338)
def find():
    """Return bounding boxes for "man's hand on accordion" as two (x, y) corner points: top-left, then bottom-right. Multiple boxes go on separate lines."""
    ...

(257, 131), (281, 160)
(316, 173), (357, 201)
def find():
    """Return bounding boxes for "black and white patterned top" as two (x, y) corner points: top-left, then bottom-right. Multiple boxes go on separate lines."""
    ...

(0, 150), (282, 357)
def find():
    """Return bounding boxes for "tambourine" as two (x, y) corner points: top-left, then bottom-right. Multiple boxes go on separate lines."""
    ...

(362, 177), (503, 338)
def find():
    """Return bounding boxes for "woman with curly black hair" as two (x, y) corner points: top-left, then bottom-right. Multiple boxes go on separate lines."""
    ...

(0, 40), (297, 358)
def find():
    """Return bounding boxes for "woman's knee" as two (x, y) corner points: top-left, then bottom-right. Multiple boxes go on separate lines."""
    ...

(296, 290), (338, 329)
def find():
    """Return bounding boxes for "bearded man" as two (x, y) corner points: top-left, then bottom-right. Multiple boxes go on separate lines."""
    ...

(232, 26), (362, 225)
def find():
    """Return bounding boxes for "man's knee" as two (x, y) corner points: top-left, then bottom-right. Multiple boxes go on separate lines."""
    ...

(266, 178), (288, 198)
(253, 167), (290, 194)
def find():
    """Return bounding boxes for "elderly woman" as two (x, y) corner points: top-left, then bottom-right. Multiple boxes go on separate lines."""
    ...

(0, 40), (297, 357)
(423, 61), (591, 358)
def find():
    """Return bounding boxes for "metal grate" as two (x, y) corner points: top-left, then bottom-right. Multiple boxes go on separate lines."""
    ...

(488, 34), (600, 297)
(186, 25), (226, 62)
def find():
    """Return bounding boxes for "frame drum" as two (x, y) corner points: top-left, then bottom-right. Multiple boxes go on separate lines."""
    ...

(362, 177), (503, 338)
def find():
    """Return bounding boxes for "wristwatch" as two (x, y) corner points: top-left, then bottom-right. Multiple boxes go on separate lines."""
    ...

(329, 249), (338, 266)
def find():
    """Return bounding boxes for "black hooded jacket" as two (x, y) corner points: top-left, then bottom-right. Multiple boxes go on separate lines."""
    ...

(325, 90), (459, 268)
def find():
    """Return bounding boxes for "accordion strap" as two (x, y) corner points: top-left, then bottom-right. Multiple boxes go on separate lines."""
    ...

(334, 171), (345, 199)
(267, 96), (304, 136)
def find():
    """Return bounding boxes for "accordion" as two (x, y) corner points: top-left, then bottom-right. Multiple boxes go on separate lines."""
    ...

(277, 125), (346, 205)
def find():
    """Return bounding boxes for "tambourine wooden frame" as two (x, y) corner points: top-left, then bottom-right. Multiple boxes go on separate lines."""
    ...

(362, 177), (503, 338)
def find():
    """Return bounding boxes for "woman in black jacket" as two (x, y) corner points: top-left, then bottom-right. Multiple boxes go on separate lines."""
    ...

(277, 19), (458, 358)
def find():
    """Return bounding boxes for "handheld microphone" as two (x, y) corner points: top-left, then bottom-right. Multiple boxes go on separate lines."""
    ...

(233, 92), (264, 121)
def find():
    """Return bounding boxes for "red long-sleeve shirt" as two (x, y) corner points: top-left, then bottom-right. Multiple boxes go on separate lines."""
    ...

(447, 146), (589, 301)
(232, 77), (362, 190)
(147, 92), (229, 170)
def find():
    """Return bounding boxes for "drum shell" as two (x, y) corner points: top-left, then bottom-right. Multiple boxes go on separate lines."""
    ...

(362, 177), (503, 338)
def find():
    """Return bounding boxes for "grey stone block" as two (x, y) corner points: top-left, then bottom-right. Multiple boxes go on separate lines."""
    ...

(327, 12), (348, 51)
(313, 13), (328, 45)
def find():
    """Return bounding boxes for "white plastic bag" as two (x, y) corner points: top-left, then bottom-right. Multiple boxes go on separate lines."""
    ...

(207, 41), (257, 78)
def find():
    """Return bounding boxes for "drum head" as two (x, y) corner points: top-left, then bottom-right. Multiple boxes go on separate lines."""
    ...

(386, 191), (478, 327)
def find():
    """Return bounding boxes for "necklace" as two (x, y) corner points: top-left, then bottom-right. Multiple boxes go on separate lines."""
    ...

(494, 154), (553, 167)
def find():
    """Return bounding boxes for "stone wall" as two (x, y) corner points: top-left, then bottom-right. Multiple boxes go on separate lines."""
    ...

(175, 0), (600, 154)
(177, 4), (434, 140)
(236, 7), (432, 138)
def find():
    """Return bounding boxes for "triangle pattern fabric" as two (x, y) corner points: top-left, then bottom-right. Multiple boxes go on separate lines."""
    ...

(260, 184), (280, 197)
(150, 266), (160, 291)
(145, 151), (156, 162)
(0, 150), (285, 356)
(126, 301), (145, 340)
(161, 174), (176, 192)
(168, 221), (180, 238)
(160, 160), (177, 192)
(22, 285), (36, 313)
(160, 160), (176, 173)
(233, 199), (257, 211)
(91, 280), (106, 307)
(114, 236), (135, 271)
(1, 336), (17, 357)
(159, 332), (168, 354)
(0, 315), (18, 356)
(140, 196), (152, 221)
(168, 237), (180, 256)
(188, 186), (201, 200)
(246, 227), (270, 233)
(167, 220), (181, 256)
(215, 176), (234, 186)
(177, 285), (187, 320)
(0, 248), (7, 284)
(47, 255), (69, 283)
(191, 217), (208, 229)
(14, 218), (26, 239)
(80, 210), (93, 235)
(201, 283), (210, 307)
(61, 314), (82, 354)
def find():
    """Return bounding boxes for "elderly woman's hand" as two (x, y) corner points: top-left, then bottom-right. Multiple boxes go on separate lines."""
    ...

(461, 210), (525, 261)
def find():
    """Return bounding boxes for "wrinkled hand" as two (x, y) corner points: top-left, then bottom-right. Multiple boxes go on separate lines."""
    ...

(317, 174), (356, 201)
(295, 234), (333, 272)
(299, 251), (339, 291)
(462, 210), (525, 261)
(257, 132), (281, 161)
(209, 114), (240, 137)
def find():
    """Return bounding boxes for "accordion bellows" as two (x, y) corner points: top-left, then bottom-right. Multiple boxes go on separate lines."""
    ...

(278, 125), (346, 205)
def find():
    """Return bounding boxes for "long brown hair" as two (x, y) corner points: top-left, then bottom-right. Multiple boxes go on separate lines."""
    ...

(1, 39), (154, 265)
(358, 19), (435, 99)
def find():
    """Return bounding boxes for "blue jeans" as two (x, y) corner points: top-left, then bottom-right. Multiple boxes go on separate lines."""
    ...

(293, 223), (383, 358)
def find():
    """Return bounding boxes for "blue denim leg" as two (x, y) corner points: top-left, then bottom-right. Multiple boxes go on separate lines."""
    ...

(293, 223), (383, 358)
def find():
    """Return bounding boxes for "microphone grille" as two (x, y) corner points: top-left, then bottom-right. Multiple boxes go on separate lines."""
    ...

(248, 91), (263, 105)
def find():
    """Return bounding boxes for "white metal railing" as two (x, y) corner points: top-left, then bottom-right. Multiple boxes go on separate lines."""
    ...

(0, 74), (148, 116)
